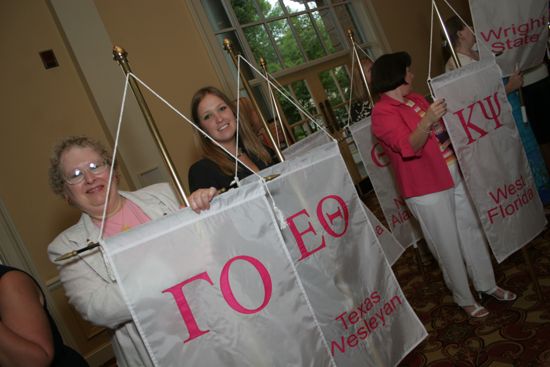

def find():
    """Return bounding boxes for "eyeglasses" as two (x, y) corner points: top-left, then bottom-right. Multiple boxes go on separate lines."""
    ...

(64, 161), (109, 185)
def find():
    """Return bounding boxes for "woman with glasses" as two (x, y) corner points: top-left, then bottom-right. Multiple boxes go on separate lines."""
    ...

(47, 136), (180, 367)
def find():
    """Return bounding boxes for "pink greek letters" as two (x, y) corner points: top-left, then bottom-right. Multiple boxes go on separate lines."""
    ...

(162, 255), (273, 344)
(317, 195), (349, 238)
(453, 92), (503, 144)
(371, 142), (390, 168)
(286, 209), (326, 260)
(162, 272), (214, 343)
(287, 194), (350, 261)
(220, 256), (272, 314)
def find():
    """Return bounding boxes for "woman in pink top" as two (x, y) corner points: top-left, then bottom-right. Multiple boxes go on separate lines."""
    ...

(371, 52), (516, 318)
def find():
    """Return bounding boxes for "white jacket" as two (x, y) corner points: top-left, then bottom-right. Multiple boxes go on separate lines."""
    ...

(48, 183), (180, 367)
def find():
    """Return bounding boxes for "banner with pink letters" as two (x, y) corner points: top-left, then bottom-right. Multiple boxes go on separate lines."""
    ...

(470, 0), (549, 75)
(284, 131), (406, 265)
(103, 143), (427, 366)
(243, 142), (426, 366)
(349, 118), (423, 250)
(103, 182), (335, 367)
(430, 58), (547, 262)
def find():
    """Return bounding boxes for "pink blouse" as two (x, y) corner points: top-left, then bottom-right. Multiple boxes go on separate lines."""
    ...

(93, 199), (151, 238)
(371, 92), (454, 198)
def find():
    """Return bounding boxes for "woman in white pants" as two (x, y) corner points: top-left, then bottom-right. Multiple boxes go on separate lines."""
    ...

(370, 52), (516, 317)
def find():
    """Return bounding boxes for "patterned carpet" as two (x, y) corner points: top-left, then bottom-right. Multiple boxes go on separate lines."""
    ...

(391, 217), (550, 367)
(359, 189), (550, 367)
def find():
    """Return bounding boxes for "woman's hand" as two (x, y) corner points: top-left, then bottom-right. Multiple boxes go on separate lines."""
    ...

(188, 187), (218, 213)
(505, 70), (523, 93)
(409, 99), (447, 152)
(424, 99), (447, 128)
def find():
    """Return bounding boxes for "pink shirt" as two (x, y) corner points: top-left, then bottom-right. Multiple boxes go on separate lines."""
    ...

(371, 92), (454, 198)
(93, 199), (151, 238)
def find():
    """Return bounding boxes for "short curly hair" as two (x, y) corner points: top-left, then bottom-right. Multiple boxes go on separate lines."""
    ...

(48, 136), (115, 196)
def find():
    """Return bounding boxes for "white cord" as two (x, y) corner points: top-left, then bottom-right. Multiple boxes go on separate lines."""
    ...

(442, 0), (474, 35)
(96, 73), (130, 243)
(126, 72), (261, 182)
(234, 57), (242, 186)
(428, 0), (435, 80)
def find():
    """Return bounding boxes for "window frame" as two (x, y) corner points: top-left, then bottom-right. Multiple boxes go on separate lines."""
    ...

(187, 0), (390, 96)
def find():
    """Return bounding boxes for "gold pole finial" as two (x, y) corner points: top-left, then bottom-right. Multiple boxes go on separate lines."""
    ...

(112, 45), (127, 61)
(347, 29), (354, 41)
(223, 38), (232, 51)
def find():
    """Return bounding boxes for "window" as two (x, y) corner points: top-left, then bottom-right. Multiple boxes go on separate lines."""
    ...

(200, 1), (370, 73)
(191, 0), (384, 141)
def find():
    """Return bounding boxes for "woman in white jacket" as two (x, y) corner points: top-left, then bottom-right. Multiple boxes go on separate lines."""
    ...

(47, 136), (180, 367)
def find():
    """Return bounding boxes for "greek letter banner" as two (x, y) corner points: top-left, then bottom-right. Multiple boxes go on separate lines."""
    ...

(349, 118), (422, 250)
(283, 131), (405, 265)
(244, 142), (426, 366)
(430, 58), (546, 262)
(103, 182), (334, 366)
(361, 203), (405, 266)
(470, 0), (549, 75)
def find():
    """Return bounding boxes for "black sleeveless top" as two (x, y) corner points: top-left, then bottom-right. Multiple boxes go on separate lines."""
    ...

(188, 147), (276, 192)
(0, 265), (89, 367)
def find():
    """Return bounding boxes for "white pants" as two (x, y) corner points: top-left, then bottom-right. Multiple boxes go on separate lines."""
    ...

(406, 163), (497, 306)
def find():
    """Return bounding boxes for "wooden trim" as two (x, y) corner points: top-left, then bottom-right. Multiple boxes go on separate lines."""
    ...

(186, 0), (234, 95)
(85, 343), (115, 367)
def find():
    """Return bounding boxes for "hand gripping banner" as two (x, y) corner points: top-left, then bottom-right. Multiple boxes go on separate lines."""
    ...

(470, 0), (549, 75)
(430, 58), (547, 262)
(243, 142), (426, 366)
(284, 131), (406, 265)
(349, 118), (422, 251)
(103, 182), (334, 367)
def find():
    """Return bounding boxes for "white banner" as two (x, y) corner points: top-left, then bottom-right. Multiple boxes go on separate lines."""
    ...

(284, 131), (405, 264)
(362, 202), (405, 265)
(470, 0), (549, 75)
(431, 58), (546, 262)
(244, 142), (426, 366)
(103, 182), (334, 366)
(349, 118), (422, 250)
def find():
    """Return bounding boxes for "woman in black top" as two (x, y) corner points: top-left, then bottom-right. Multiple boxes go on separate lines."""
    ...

(188, 86), (274, 212)
(0, 264), (89, 367)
